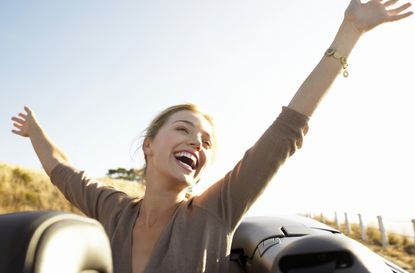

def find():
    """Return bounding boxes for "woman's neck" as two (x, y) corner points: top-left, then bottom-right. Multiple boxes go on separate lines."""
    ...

(139, 183), (187, 228)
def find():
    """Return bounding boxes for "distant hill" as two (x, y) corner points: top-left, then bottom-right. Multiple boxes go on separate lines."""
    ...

(0, 162), (145, 214)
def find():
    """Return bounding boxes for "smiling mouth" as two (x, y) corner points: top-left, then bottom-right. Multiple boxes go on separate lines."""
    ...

(174, 151), (198, 171)
(176, 159), (194, 173)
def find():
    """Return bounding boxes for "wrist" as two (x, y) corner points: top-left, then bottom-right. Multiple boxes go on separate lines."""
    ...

(329, 19), (363, 56)
(342, 17), (365, 36)
(29, 121), (45, 139)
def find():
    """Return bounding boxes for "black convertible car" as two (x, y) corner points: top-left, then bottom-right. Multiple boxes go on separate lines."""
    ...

(0, 211), (409, 273)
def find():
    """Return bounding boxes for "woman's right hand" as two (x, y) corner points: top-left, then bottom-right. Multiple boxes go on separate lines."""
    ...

(11, 106), (40, 138)
(11, 106), (71, 175)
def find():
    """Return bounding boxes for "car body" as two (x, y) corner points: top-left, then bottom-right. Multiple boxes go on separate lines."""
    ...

(0, 211), (409, 273)
(230, 215), (409, 273)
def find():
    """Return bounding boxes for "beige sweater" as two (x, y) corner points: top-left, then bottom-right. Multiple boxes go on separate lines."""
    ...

(51, 107), (309, 273)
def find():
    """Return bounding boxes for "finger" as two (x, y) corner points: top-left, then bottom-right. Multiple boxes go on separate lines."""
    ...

(383, 0), (399, 7)
(388, 2), (412, 15)
(13, 123), (23, 129)
(388, 10), (413, 21)
(11, 117), (26, 124)
(18, 113), (27, 119)
(11, 129), (24, 136)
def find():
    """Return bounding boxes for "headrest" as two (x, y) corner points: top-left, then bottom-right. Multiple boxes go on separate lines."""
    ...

(0, 211), (113, 273)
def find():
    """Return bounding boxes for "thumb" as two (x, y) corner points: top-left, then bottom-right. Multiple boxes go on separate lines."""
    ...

(24, 105), (33, 115)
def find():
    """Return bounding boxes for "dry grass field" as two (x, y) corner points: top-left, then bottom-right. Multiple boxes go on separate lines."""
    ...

(0, 162), (144, 215)
(317, 217), (415, 272)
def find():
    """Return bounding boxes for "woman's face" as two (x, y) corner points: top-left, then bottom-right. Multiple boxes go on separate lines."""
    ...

(144, 110), (214, 188)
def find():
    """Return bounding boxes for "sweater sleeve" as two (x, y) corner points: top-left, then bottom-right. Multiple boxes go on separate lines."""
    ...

(50, 163), (131, 234)
(194, 107), (309, 231)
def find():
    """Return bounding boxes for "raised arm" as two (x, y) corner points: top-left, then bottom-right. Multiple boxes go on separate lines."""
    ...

(11, 106), (72, 176)
(288, 0), (412, 117)
(195, 0), (412, 231)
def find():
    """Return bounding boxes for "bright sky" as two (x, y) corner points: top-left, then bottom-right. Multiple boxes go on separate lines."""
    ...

(1, 1), (414, 228)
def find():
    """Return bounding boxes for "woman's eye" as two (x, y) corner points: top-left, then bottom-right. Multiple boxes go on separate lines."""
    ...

(203, 140), (212, 149)
(177, 127), (189, 133)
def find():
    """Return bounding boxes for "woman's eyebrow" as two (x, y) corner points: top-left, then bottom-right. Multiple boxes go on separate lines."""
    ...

(173, 120), (212, 140)
(174, 120), (195, 127)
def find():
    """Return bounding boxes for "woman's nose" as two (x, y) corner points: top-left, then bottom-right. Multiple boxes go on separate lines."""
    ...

(189, 136), (202, 151)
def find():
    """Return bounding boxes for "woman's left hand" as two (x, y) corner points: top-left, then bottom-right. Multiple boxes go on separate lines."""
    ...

(345, 0), (413, 33)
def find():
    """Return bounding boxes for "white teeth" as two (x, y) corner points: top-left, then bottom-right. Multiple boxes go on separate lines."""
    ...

(174, 151), (197, 168)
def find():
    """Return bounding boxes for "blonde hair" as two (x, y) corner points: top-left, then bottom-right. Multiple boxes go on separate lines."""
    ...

(139, 103), (216, 181)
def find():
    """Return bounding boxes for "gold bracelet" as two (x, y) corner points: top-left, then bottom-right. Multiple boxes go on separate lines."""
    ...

(325, 48), (349, 78)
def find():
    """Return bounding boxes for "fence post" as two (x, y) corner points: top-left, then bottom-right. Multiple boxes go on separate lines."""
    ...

(335, 212), (340, 230)
(358, 214), (366, 241)
(412, 219), (415, 243)
(320, 212), (324, 223)
(345, 213), (351, 235)
(377, 215), (389, 248)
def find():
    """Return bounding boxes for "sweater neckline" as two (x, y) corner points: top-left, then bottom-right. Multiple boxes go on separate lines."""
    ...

(128, 198), (186, 273)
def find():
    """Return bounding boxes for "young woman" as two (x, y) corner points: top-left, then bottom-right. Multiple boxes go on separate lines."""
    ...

(11, 1), (412, 273)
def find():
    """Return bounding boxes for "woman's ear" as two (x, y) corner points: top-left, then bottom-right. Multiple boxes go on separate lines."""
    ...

(143, 138), (153, 156)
